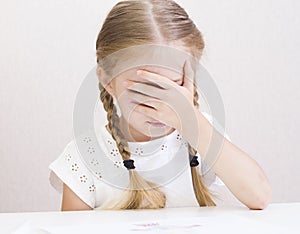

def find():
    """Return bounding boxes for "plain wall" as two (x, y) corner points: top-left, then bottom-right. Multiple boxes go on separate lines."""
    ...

(0, 0), (299, 212)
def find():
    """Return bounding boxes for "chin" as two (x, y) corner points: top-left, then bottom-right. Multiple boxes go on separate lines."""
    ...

(144, 123), (175, 137)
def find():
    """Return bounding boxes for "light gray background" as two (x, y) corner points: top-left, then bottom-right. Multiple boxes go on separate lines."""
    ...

(1, 0), (299, 212)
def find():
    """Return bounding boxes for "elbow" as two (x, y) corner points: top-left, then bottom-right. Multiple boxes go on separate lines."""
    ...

(248, 182), (272, 210)
(249, 193), (271, 210)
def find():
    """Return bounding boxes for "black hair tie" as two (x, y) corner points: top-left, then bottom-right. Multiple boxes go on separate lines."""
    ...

(190, 155), (200, 167)
(123, 159), (135, 170)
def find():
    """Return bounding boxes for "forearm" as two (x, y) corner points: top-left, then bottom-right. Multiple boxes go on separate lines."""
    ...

(194, 111), (272, 209)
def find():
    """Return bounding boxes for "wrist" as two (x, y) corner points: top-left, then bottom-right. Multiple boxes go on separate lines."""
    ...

(182, 109), (214, 152)
(177, 107), (202, 151)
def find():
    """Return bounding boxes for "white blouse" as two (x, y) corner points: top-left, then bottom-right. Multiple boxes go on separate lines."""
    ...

(49, 112), (242, 209)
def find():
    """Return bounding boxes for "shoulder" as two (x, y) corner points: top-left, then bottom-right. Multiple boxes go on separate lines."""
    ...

(49, 137), (85, 173)
(200, 111), (232, 142)
(49, 135), (98, 208)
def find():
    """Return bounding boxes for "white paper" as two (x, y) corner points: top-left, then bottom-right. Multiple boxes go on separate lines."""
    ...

(13, 214), (287, 234)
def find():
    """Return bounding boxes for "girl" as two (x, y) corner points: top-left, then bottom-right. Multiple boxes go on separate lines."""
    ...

(49, 0), (271, 211)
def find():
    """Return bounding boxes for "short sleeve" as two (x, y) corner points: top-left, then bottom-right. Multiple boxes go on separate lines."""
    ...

(200, 112), (232, 187)
(201, 111), (232, 142)
(49, 139), (96, 208)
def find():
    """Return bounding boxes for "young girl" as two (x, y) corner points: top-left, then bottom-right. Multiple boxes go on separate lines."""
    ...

(49, 0), (272, 211)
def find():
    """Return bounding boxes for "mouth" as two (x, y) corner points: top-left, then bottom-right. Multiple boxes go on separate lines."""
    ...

(146, 121), (166, 127)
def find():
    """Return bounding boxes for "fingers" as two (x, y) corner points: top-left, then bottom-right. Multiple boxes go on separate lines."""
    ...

(124, 81), (166, 100)
(126, 87), (164, 111)
(134, 104), (160, 121)
(136, 70), (176, 89)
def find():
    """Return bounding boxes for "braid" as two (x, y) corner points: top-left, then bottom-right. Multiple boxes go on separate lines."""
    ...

(188, 83), (217, 206)
(99, 83), (166, 209)
(193, 82), (200, 109)
(99, 84), (131, 160)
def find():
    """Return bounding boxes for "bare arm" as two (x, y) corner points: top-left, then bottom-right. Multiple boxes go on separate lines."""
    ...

(195, 112), (272, 210)
(61, 183), (93, 211)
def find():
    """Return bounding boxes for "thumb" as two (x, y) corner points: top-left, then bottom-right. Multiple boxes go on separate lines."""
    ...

(183, 60), (194, 92)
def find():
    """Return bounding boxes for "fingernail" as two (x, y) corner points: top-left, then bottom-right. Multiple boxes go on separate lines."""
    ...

(137, 70), (142, 75)
(123, 81), (128, 87)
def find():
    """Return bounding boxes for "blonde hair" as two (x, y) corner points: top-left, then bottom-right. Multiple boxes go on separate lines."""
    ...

(96, 0), (217, 209)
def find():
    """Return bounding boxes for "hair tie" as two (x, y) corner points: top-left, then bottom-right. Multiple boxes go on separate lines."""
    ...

(190, 155), (200, 167)
(123, 159), (135, 170)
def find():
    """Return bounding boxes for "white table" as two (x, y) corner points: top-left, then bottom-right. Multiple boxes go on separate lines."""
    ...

(1, 203), (299, 234)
